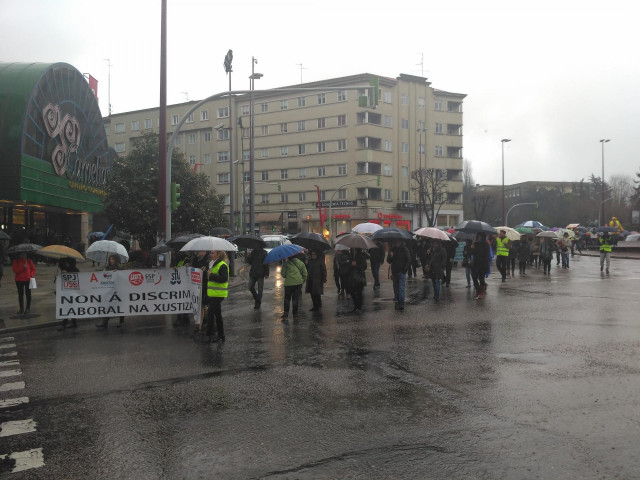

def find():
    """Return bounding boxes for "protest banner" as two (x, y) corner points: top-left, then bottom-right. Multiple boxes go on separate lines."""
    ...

(56, 267), (202, 320)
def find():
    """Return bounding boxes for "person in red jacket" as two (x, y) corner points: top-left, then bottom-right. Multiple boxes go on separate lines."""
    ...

(12, 252), (36, 314)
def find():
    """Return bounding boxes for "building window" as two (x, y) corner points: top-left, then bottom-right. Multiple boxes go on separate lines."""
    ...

(217, 173), (229, 184)
(217, 107), (229, 118)
(317, 93), (326, 105)
(189, 155), (196, 165)
(298, 144), (306, 155)
(217, 129), (230, 141)
(418, 97), (425, 108)
(281, 146), (288, 157)
(338, 164), (347, 176)
(401, 191), (409, 201)
(174, 135), (181, 146)
(298, 192), (306, 202)
(317, 166), (326, 177)
(384, 164), (392, 175)
(297, 120), (306, 131)
(419, 144), (425, 154)
(384, 115), (392, 128)
(114, 123), (125, 133)
(241, 105), (249, 116)
(200, 110), (208, 121)
(297, 96), (306, 107)
(260, 194), (269, 204)
(384, 140), (392, 152)
(317, 117), (326, 129)
(188, 133), (196, 144)
(337, 139), (347, 151)
(203, 153), (211, 164)
(401, 94), (409, 105)
(186, 113), (194, 123)
(384, 189), (392, 200)
(280, 193), (288, 203)
(280, 123), (288, 133)
(401, 119), (409, 129)
(402, 166), (409, 177)
(337, 114), (347, 126)
(144, 119), (152, 129)
(337, 90), (347, 102)
(436, 123), (444, 134)
(320, 190), (326, 201)
(280, 169), (288, 179)
(298, 168), (306, 178)
(218, 151), (230, 162)
(280, 100), (288, 110)
(317, 142), (326, 153)
(261, 171), (269, 181)
(243, 150), (250, 161)
(114, 142), (125, 153)
(171, 115), (179, 125)
(261, 125), (269, 136)
(435, 99), (443, 111)
(204, 132), (212, 142)
(402, 142), (409, 153)
(260, 103), (268, 113)
(435, 146), (443, 156)
(418, 120), (426, 130)
(131, 120), (139, 131)
(337, 189), (347, 200)
(222, 195), (230, 206)
(261, 148), (269, 158)
(243, 171), (250, 183)
(383, 91), (392, 103)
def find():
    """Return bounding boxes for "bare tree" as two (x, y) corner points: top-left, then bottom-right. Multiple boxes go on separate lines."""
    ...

(609, 174), (634, 207)
(411, 168), (448, 227)
(473, 194), (494, 221)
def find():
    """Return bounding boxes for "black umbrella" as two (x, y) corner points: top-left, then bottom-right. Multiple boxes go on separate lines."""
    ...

(595, 226), (619, 233)
(150, 244), (172, 254)
(229, 234), (265, 250)
(371, 227), (413, 243)
(210, 227), (233, 237)
(454, 220), (495, 235)
(6, 242), (43, 256)
(0, 230), (10, 241)
(290, 231), (331, 252)
(165, 233), (204, 249)
(333, 233), (378, 250)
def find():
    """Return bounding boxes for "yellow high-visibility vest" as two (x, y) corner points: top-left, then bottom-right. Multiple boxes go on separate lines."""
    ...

(207, 261), (228, 298)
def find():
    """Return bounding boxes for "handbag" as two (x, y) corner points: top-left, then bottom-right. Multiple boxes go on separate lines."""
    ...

(29, 277), (37, 289)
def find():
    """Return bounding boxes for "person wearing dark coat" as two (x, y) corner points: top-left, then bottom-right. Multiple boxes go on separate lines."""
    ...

(416, 237), (431, 279)
(442, 239), (457, 287)
(246, 247), (269, 309)
(462, 239), (473, 288)
(305, 249), (327, 311)
(387, 240), (410, 310)
(470, 232), (491, 299)
(347, 248), (368, 314)
(406, 239), (418, 278)
(337, 250), (352, 296)
(368, 241), (385, 288)
(518, 238), (531, 274)
(333, 249), (346, 293)
(426, 239), (447, 302)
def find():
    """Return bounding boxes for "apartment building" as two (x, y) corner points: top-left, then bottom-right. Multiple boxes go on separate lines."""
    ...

(104, 73), (465, 235)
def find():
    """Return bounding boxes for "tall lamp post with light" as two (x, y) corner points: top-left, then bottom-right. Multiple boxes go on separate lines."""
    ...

(600, 139), (610, 225)
(248, 57), (263, 235)
(417, 127), (426, 228)
(501, 138), (511, 225)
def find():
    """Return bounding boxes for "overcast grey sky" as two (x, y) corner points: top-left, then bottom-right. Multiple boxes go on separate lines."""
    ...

(2, 0), (638, 186)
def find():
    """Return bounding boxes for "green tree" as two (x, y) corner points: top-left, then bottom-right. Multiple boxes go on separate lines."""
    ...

(103, 133), (226, 250)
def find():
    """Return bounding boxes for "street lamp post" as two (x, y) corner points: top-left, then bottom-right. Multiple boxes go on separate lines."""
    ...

(249, 57), (263, 235)
(417, 127), (426, 228)
(600, 139), (610, 226)
(501, 139), (511, 225)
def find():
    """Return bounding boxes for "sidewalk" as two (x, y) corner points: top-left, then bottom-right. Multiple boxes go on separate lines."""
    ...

(0, 261), (249, 333)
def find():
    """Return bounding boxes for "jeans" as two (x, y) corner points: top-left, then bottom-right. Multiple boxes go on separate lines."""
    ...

(432, 277), (441, 300)
(465, 266), (472, 286)
(561, 252), (570, 268)
(248, 276), (264, 303)
(391, 272), (406, 306)
(371, 262), (381, 286)
(283, 285), (302, 313)
(600, 251), (611, 271)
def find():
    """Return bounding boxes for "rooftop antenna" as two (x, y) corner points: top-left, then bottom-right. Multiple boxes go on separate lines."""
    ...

(104, 58), (112, 115)
(417, 53), (424, 77)
(297, 63), (307, 84)
(181, 91), (189, 101)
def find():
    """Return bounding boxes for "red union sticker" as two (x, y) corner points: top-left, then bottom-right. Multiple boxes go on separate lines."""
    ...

(129, 271), (144, 286)
(191, 270), (201, 284)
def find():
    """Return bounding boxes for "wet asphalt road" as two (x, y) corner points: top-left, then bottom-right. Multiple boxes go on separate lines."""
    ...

(1, 255), (640, 479)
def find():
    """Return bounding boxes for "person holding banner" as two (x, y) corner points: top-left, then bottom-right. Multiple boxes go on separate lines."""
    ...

(96, 255), (126, 329)
(205, 250), (229, 342)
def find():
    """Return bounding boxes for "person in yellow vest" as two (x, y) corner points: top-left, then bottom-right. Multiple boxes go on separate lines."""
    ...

(205, 250), (229, 342)
(608, 216), (623, 232)
(492, 230), (511, 282)
(598, 232), (614, 275)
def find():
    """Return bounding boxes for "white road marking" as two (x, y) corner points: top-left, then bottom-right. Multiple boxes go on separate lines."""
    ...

(0, 382), (25, 392)
(0, 397), (29, 408)
(0, 337), (14, 343)
(0, 351), (18, 357)
(0, 419), (37, 437)
(0, 369), (21, 378)
(0, 344), (16, 350)
(0, 448), (45, 472)
(0, 360), (20, 367)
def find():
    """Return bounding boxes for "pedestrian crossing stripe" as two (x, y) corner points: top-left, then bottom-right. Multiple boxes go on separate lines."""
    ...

(0, 382), (25, 392)
(0, 344), (16, 350)
(0, 360), (19, 367)
(0, 338), (14, 343)
(0, 352), (17, 357)
(0, 448), (44, 472)
(0, 369), (21, 378)
(0, 397), (29, 408)
(0, 419), (37, 437)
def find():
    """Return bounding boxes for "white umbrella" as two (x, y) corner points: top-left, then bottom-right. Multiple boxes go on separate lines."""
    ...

(180, 236), (238, 252)
(495, 226), (521, 242)
(414, 227), (449, 241)
(86, 240), (129, 264)
(536, 230), (560, 239)
(352, 222), (383, 234)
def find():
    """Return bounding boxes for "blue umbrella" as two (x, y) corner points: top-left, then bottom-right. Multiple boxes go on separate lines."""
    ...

(263, 243), (304, 264)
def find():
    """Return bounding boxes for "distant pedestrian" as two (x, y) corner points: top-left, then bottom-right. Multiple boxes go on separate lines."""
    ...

(407, 239), (418, 279)
(204, 250), (229, 342)
(305, 249), (327, 311)
(369, 241), (385, 288)
(599, 232), (614, 275)
(280, 254), (307, 318)
(333, 249), (348, 294)
(493, 230), (510, 282)
(471, 232), (491, 299)
(387, 240), (410, 311)
(337, 250), (352, 296)
(246, 247), (269, 309)
(442, 239), (456, 287)
(518, 237), (530, 274)
(12, 252), (36, 315)
(426, 239), (447, 302)
(347, 248), (368, 314)
(96, 255), (125, 329)
(462, 239), (473, 288)
(559, 233), (572, 268)
(539, 238), (554, 275)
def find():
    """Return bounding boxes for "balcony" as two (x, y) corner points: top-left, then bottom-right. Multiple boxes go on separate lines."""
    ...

(447, 124), (462, 136)
(357, 187), (382, 201)
(356, 111), (382, 126)
(356, 136), (382, 151)
(446, 146), (462, 159)
(356, 162), (382, 175)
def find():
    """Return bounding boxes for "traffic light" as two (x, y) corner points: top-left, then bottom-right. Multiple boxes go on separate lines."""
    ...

(377, 175), (381, 186)
(171, 182), (181, 211)
(369, 76), (380, 107)
(277, 182), (281, 192)
(272, 225), (276, 232)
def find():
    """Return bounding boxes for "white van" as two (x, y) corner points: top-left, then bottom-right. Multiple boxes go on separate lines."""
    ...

(261, 234), (291, 252)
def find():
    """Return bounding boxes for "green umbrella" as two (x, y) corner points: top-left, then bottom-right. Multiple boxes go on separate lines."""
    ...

(515, 226), (535, 235)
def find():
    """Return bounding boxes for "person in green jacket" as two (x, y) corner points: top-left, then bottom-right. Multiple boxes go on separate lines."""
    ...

(280, 253), (307, 318)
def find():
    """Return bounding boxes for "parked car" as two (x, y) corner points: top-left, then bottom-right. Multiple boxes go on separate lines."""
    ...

(624, 234), (640, 242)
(261, 234), (292, 252)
